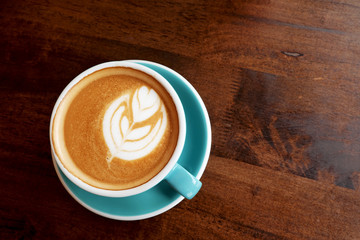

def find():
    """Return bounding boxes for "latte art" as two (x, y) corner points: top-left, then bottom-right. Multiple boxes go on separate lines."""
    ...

(103, 86), (167, 163)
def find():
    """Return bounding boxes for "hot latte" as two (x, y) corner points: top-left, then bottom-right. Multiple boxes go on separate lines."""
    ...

(52, 67), (179, 190)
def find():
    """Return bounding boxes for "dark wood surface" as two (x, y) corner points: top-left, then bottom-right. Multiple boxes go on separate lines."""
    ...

(1, 0), (360, 239)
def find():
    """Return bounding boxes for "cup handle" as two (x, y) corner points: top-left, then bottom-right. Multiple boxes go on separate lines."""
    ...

(165, 163), (202, 199)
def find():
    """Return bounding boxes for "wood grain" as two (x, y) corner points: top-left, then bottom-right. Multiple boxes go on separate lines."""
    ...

(1, 0), (360, 239)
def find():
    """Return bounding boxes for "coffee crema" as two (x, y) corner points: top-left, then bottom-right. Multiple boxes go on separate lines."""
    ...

(52, 67), (179, 190)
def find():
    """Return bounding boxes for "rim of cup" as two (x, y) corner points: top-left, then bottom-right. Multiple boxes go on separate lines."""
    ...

(50, 61), (186, 197)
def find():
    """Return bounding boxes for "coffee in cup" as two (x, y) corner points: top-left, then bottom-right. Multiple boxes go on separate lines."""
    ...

(51, 66), (180, 190)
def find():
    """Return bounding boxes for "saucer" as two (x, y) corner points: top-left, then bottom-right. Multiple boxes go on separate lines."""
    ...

(53, 60), (211, 220)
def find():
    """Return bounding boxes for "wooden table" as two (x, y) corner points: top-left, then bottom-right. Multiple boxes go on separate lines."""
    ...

(1, 0), (360, 239)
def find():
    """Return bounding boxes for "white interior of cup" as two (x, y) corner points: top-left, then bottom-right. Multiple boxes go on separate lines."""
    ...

(49, 61), (186, 197)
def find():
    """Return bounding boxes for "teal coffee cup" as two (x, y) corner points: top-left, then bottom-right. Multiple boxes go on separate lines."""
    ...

(50, 61), (208, 201)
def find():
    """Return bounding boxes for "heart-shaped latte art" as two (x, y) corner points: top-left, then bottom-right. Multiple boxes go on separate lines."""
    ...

(103, 86), (167, 164)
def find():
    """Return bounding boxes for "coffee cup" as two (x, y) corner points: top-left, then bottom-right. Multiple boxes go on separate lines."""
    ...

(50, 61), (201, 199)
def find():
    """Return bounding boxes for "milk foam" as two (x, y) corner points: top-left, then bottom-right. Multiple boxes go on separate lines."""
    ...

(103, 86), (167, 163)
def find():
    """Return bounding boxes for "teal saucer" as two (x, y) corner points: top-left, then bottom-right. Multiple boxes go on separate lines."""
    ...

(53, 60), (211, 220)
